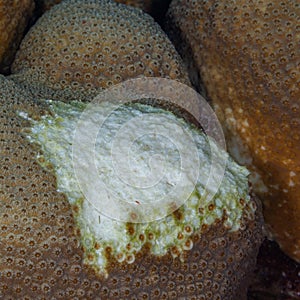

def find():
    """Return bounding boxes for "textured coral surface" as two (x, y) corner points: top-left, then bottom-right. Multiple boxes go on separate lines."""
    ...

(0, 0), (34, 74)
(167, 0), (300, 262)
(11, 0), (189, 101)
(0, 75), (263, 299)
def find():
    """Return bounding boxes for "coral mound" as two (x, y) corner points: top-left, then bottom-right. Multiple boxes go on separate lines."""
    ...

(11, 0), (189, 101)
(167, 0), (300, 262)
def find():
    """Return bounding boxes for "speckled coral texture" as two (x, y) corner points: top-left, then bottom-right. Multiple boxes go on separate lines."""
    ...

(11, 0), (189, 102)
(0, 75), (263, 299)
(166, 0), (300, 262)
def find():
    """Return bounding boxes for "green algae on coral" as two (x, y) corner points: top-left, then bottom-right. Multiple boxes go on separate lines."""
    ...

(19, 99), (253, 275)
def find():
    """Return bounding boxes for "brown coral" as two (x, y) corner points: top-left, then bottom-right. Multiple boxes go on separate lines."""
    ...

(10, 0), (189, 101)
(0, 75), (263, 299)
(0, 0), (35, 74)
(167, 0), (300, 261)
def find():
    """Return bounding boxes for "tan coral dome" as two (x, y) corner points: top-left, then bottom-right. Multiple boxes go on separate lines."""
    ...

(166, 0), (300, 261)
(11, 0), (189, 101)
(0, 75), (263, 299)
(0, 0), (34, 74)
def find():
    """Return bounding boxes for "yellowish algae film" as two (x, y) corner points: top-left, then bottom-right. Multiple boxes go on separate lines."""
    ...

(19, 100), (251, 275)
